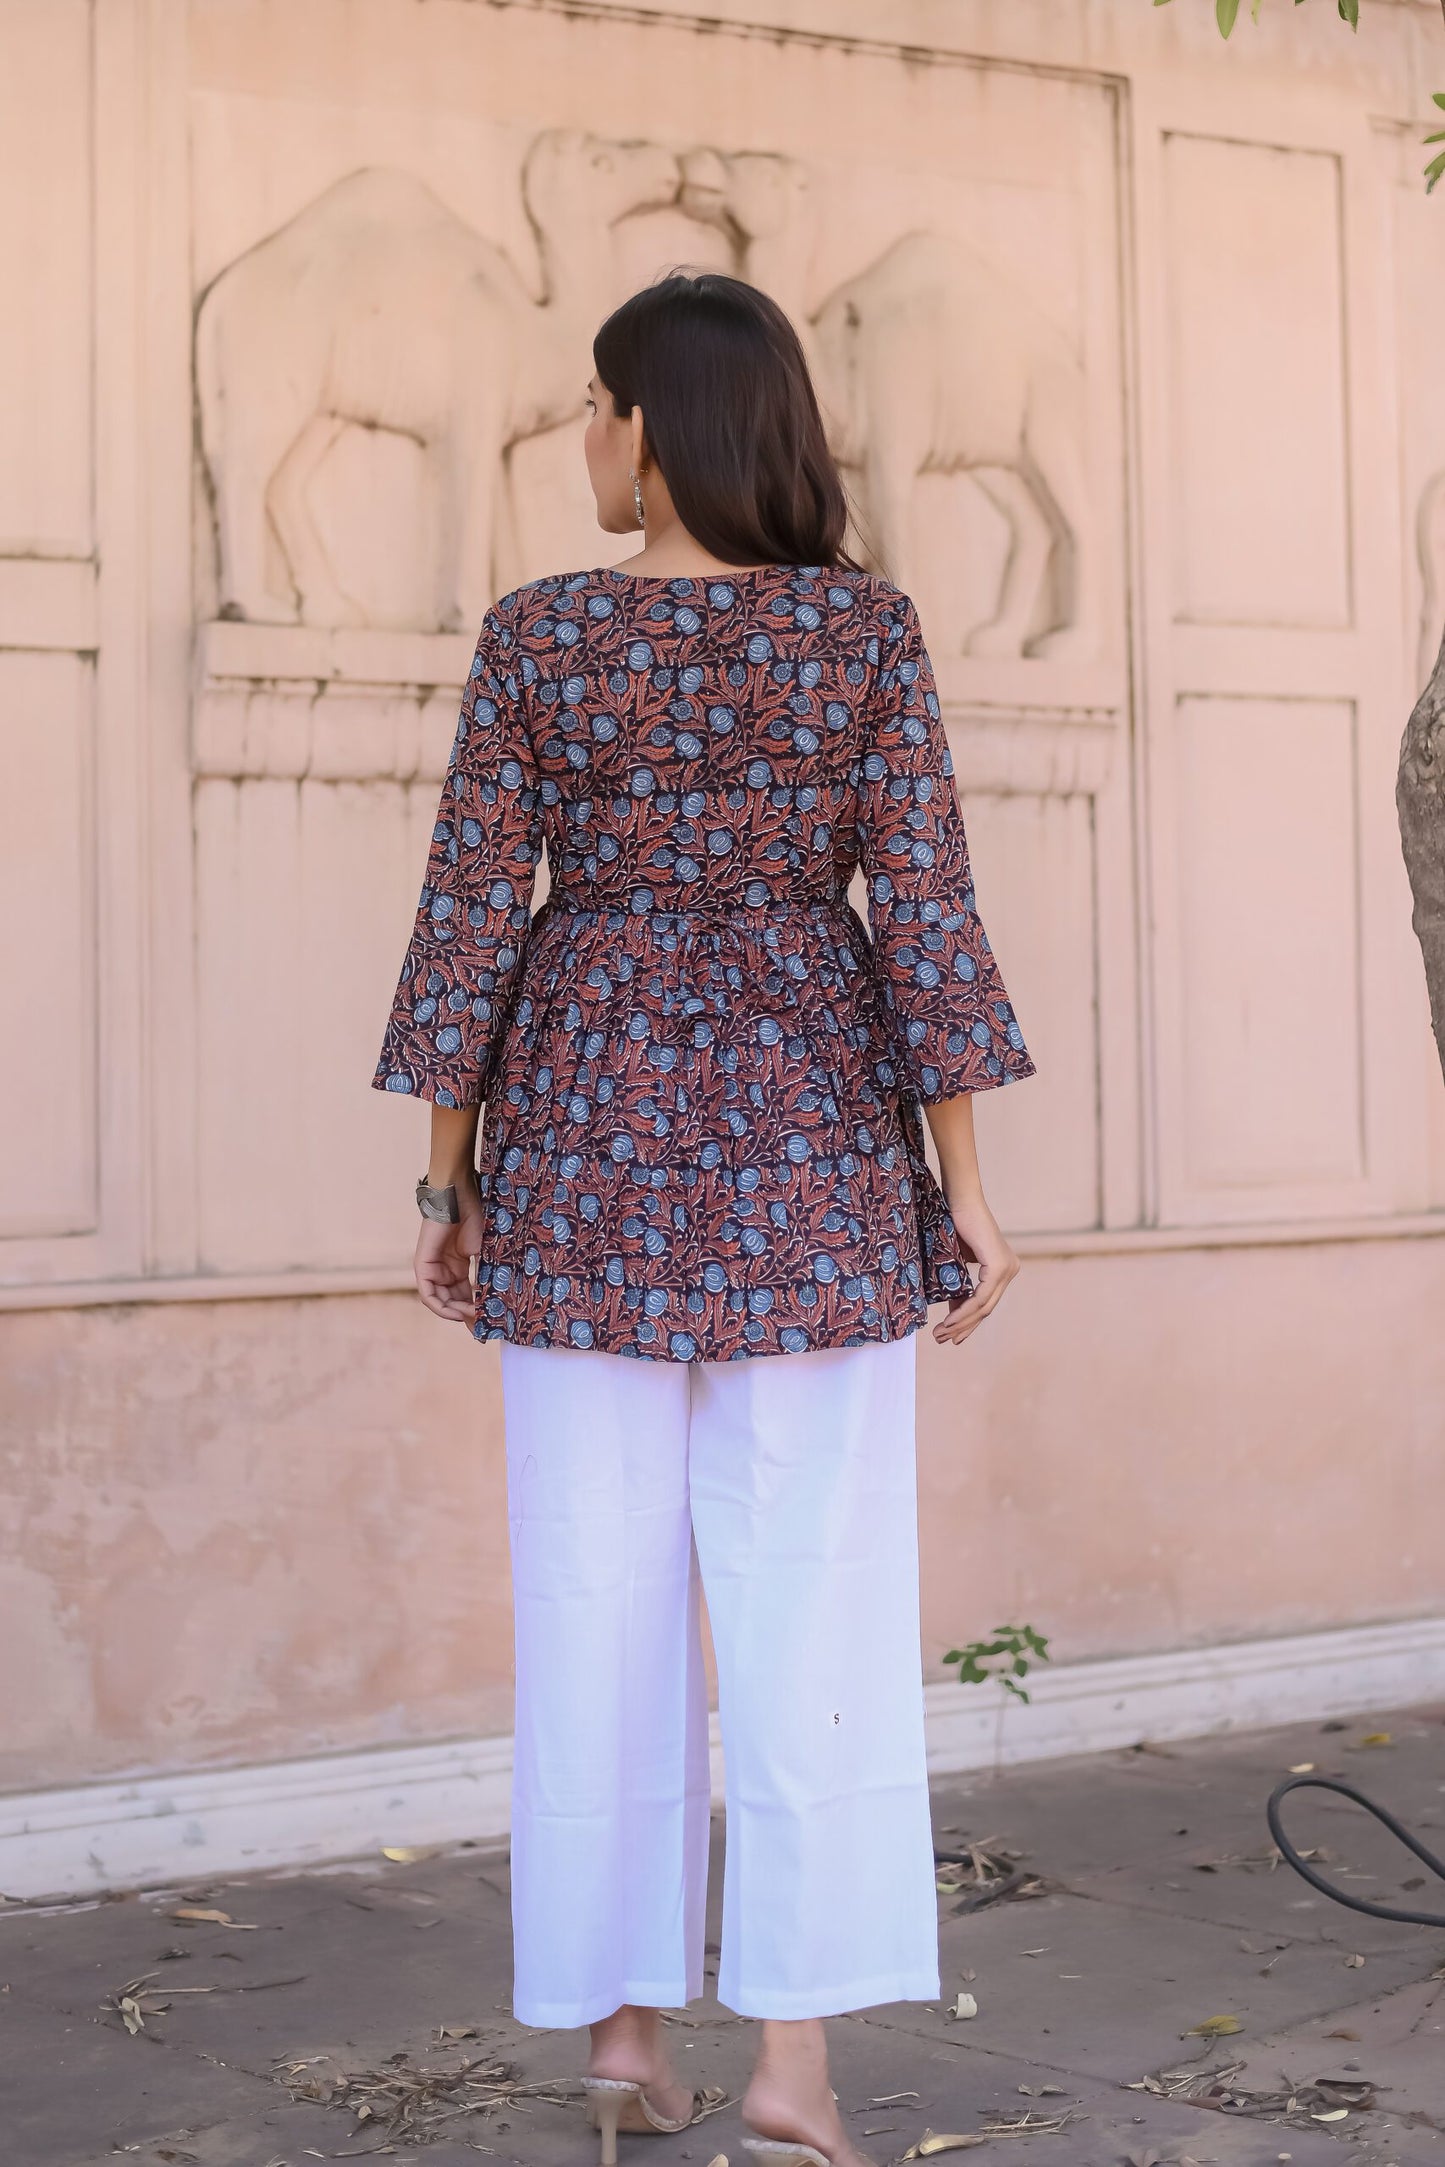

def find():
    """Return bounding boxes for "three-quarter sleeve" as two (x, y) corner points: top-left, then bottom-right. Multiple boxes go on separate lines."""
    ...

(372, 606), (544, 1109)
(856, 592), (1036, 1102)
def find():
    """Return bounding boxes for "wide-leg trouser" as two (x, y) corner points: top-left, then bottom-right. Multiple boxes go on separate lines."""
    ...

(499, 1333), (941, 2027)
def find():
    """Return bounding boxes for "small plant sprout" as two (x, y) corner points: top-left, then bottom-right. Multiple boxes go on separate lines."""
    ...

(943, 1622), (1051, 1705)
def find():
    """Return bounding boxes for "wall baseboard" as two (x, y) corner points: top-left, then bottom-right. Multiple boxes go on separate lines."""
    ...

(3, 1616), (1441, 1903)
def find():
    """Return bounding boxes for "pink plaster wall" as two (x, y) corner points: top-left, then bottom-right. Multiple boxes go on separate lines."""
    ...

(4, 0), (1445, 1808)
(915, 1237), (1445, 1664)
(5, 1231), (1442, 1793)
(0, 1293), (510, 1790)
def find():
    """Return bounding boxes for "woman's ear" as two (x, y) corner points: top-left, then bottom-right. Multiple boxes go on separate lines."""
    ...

(630, 403), (648, 475)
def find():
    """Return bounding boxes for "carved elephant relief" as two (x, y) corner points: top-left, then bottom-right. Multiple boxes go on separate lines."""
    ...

(196, 128), (1098, 662)
(681, 145), (1100, 662)
(195, 134), (678, 632)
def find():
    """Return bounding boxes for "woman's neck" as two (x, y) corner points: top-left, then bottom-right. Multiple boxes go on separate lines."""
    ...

(609, 512), (782, 581)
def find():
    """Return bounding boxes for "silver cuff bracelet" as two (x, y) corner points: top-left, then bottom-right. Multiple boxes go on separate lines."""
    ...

(415, 1176), (461, 1224)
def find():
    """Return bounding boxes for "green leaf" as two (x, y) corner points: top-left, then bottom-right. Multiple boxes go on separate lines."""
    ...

(1433, 92), (1445, 110)
(1217, 0), (1241, 34)
(1337, 0), (1359, 23)
(1426, 147), (1445, 193)
(1153, 0), (1173, 7)
(1426, 130), (1445, 146)
(1252, 0), (1263, 20)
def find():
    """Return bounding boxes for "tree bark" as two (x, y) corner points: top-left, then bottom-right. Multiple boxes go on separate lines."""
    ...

(1398, 624), (1445, 1084)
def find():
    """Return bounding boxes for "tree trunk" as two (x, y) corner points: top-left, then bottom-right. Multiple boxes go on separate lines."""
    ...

(1398, 625), (1445, 1084)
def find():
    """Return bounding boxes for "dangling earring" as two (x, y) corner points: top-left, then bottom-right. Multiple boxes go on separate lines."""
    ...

(629, 467), (646, 528)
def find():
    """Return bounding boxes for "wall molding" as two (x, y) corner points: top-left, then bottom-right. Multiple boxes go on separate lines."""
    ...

(3, 1615), (1441, 1904)
(4, 1212), (1444, 1315)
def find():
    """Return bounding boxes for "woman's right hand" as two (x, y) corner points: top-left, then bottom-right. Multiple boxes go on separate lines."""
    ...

(414, 1178), (484, 1323)
(933, 1182), (1020, 1348)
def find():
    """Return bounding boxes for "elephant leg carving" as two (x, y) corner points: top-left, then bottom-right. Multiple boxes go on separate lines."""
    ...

(435, 397), (504, 634)
(862, 421), (921, 592)
(1021, 398), (1097, 662)
(210, 398), (309, 624)
(268, 411), (364, 627)
(965, 464), (1054, 660)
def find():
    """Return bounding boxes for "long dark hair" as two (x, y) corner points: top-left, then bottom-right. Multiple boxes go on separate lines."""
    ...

(593, 271), (861, 570)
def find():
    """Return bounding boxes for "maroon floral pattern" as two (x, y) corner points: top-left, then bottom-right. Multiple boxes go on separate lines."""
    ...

(375, 564), (1034, 1361)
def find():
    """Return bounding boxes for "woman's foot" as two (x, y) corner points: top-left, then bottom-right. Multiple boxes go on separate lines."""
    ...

(743, 2019), (875, 2167)
(587, 2002), (695, 2125)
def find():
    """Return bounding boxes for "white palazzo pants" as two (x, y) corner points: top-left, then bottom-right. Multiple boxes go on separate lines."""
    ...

(499, 1332), (941, 2027)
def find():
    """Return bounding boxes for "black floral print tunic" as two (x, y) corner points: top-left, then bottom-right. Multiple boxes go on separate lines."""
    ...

(375, 563), (1034, 1361)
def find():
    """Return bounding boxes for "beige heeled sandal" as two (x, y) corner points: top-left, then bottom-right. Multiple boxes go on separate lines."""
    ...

(581, 2075), (703, 2166)
(741, 2141), (832, 2167)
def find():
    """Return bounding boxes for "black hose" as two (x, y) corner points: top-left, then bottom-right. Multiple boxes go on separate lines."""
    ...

(1265, 1772), (1445, 1929)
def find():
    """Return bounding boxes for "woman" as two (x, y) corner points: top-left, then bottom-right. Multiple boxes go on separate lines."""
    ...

(374, 272), (1034, 2167)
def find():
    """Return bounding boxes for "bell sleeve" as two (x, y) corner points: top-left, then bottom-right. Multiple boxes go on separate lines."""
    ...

(372, 604), (544, 1109)
(856, 591), (1036, 1103)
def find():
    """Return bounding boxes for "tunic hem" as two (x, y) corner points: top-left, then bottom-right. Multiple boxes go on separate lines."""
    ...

(468, 1308), (929, 1363)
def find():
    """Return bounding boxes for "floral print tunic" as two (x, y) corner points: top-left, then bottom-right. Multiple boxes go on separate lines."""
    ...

(375, 563), (1034, 1361)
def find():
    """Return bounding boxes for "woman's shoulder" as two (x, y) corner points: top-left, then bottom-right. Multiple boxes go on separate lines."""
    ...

(485, 569), (599, 626)
(481, 562), (921, 642)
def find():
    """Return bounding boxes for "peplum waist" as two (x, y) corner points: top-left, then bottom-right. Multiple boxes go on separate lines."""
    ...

(538, 886), (856, 929)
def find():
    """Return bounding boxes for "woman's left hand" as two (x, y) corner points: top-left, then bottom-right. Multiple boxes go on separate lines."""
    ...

(414, 1178), (484, 1323)
(932, 1187), (1020, 1347)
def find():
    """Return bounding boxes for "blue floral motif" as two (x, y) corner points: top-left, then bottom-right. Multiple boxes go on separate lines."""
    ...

(374, 565), (1034, 1361)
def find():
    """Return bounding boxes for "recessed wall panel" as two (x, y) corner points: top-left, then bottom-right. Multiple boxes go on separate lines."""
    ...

(1177, 696), (1362, 1194)
(965, 792), (1099, 1234)
(0, 652), (96, 1235)
(195, 774), (428, 1271)
(0, 0), (93, 555)
(1164, 135), (1350, 629)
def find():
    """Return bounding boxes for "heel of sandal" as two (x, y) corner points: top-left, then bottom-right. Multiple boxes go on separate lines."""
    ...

(582, 2078), (638, 2167)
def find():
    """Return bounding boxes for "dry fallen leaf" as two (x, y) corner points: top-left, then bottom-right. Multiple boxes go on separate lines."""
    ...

(901, 2137), (986, 2159)
(1312, 2108), (1349, 2122)
(381, 1845), (439, 1863)
(1288, 1762), (1315, 1774)
(1352, 1732), (1393, 1748)
(1345, 1953), (1365, 1968)
(706, 2156), (728, 2167)
(982, 2112), (1073, 2138)
(948, 1990), (979, 2020)
(1187, 2013), (1244, 2038)
(170, 1905), (257, 1930)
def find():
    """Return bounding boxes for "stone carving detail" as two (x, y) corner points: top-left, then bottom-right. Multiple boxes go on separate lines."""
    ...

(195, 134), (677, 631)
(196, 129), (1097, 661)
(682, 147), (1097, 661)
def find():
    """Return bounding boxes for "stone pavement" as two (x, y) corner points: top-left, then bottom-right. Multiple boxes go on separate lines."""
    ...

(4, 1702), (1443, 2167)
